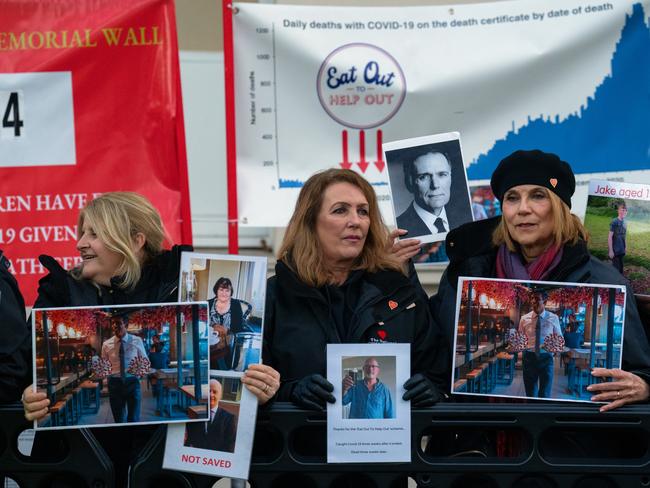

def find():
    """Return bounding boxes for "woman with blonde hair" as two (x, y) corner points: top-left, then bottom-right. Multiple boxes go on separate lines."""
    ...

(265, 168), (449, 410)
(31, 191), (181, 307)
(430, 150), (650, 411)
(21, 192), (279, 486)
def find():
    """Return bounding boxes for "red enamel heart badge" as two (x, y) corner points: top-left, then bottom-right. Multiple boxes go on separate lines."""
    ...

(388, 300), (398, 310)
(377, 330), (387, 340)
(549, 178), (558, 188)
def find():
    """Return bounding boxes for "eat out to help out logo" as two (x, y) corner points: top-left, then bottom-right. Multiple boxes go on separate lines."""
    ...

(316, 43), (406, 129)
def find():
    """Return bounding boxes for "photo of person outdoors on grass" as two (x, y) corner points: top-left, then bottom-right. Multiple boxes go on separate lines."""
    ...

(584, 180), (650, 297)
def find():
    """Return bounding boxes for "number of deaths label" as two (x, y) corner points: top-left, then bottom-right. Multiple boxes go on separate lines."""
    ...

(0, 72), (76, 167)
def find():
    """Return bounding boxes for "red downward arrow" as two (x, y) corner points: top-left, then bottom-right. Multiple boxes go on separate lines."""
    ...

(340, 130), (352, 169)
(374, 129), (385, 172)
(357, 130), (369, 173)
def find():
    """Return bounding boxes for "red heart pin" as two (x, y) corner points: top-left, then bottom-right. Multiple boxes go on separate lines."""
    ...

(388, 300), (398, 310)
(377, 330), (387, 340)
(549, 178), (558, 188)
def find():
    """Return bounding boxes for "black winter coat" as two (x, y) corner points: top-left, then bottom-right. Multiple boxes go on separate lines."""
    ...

(430, 217), (650, 385)
(264, 260), (450, 401)
(0, 251), (29, 403)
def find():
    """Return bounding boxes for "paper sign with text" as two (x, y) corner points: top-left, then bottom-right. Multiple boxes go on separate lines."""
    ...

(163, 372), (258, 481)
(162, 252), (268, 480)
(327, 343), (410, 463)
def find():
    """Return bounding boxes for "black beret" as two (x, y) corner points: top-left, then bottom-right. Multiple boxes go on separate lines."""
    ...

(490, 150), (576, 208)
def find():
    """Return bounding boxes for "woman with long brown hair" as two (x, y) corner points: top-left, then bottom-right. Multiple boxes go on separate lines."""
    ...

(264, 168), (449, 409)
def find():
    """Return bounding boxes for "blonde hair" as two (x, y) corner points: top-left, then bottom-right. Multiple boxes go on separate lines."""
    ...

(278, 169), (403, 287)
(74, 192), (166, 289)
(492, 187), (588, 251)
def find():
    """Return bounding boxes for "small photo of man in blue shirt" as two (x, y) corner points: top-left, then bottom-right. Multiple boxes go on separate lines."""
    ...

(342, 357), (394, 419)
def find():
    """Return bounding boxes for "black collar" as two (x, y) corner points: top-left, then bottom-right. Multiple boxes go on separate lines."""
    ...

(445, 216), (501, 264)
(275, 259), (409, 300)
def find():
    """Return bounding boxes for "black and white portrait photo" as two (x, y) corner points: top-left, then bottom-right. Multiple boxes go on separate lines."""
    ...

(384, 132), (473, 246)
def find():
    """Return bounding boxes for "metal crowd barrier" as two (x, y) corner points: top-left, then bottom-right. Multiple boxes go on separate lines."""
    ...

(2, 402), (650, 487)
(0, 403), (113, 487)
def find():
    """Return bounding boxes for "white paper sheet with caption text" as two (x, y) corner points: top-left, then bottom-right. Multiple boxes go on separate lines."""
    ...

(327, 343), (410, 463)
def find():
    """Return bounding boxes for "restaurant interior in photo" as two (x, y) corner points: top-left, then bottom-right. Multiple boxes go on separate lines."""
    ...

(453, 279), (624, 402)
(33, 303), (209, 428)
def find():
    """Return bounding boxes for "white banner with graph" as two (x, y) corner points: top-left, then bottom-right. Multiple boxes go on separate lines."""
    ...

(232, 0), (650, 226)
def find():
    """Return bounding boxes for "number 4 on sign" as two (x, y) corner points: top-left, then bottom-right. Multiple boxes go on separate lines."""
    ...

(3, 92), (24, 137)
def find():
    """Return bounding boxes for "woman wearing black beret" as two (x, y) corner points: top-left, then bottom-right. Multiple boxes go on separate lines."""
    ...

(430, 149), (650, 411)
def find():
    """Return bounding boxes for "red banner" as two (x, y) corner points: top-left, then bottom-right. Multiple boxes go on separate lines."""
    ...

(0, 0), (192, 304)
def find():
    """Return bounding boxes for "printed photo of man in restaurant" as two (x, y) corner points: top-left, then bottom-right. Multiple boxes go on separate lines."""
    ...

(452, 279), (625, 403)
(32, 303), (209, 429)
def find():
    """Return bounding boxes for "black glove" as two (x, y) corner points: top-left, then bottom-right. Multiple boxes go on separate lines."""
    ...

(291, 374), (336, 410)
(402, 373), (446, 407)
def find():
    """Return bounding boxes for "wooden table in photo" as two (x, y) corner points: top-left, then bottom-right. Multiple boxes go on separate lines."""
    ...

(455, 340), (504, 368)
(152, 367), (192, 381)
(567, 348), (604, 360)
(565, 348), (605, 395)
(53, 373), (78, 392)
(179, 384), (209, 407)
(187, 404), (208, 420)
(42, 368), (87, 394)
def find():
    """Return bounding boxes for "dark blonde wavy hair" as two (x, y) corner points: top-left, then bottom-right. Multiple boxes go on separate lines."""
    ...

(492, 187), (589, 251)
(278, 169), (403, 287)
(73, 192), (166, 289)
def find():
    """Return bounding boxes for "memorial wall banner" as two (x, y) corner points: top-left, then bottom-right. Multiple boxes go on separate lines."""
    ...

(232, 0), (650, 226)
(0, 0), (192, 304)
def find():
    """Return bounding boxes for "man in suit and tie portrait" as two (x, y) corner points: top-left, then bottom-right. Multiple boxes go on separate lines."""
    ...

(397, 150), (454, 238)
(386, 136), (473, 257)
(184, 378), (237, 452)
